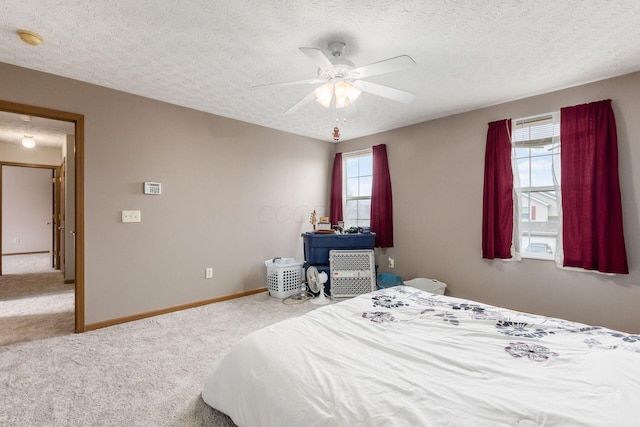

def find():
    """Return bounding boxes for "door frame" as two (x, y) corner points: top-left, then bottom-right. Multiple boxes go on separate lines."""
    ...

(1, 163), (59, 269)
(0, 100), (85, 333)
(56, 161), (66, 275)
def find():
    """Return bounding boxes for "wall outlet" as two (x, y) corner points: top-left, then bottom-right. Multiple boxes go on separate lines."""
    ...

(205, 267), (213, 279)
(388, 257), (395, 268)
(122, 210), (141, 223)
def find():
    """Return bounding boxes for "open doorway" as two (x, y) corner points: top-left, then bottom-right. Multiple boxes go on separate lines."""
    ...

(0, 100), (84, 337)
(1, 164), (60, 275)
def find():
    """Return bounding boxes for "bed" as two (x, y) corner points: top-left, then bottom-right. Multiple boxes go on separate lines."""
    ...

(202, 286), (640, 426)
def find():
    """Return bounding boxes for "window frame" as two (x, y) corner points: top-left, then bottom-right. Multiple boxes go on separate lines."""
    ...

(342, 149), (373, 229)
(512, 112), (561, 261)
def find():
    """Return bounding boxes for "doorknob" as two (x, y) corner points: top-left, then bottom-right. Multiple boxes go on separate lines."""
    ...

(70, 230), (76, 236)
(58, 226), (65, 231)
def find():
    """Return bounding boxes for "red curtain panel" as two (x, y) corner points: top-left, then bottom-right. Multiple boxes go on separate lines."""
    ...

(329, 152), (343, 226)
(371, 144), (393, 248)
(482, 119), (513, 259)
(560, 100), (628, 274)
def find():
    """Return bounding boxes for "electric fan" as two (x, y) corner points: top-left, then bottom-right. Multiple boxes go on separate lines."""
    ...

(306, 266), (329, 305)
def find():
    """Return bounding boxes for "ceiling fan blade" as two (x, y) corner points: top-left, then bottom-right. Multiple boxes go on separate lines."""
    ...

(353, 80), (416, 104)
(299, 47), (335, 71)
(252, 78), (324, 89)
(353, 55), (416, 79)
(284, 90), (317, 115)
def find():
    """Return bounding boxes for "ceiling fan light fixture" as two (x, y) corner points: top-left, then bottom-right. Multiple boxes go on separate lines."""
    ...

(335, 96), (347, 109)
(333, 80), (361, 109)
(334, 80), (348, 100)
(272, 42), (416, 117)
(346, 83), (361, 104)
(314, 82), (333, 108)
(22, 135), (36, 148)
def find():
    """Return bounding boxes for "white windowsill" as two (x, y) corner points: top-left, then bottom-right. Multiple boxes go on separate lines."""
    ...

(522, 253), (554, 261)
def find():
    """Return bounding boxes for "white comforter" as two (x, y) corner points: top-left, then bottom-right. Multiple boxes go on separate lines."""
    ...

(202, 286), (640, 426)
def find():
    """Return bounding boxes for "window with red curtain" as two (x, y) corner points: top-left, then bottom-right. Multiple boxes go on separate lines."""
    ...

(483, 101), (628, 274)
(343, 151), (373, 228)
(560, 99), (628, 274)
(329, 153), (343, 225)
(330, 146), (393, 247)
(482, 119), (514, 259)
(371, 144), (393, 248)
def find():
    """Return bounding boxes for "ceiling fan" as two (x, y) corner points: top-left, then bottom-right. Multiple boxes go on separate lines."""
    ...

(253, 41), (417, 114)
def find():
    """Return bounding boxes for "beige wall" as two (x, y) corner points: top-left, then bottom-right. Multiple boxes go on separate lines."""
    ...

(0, 141), (62, 165)
(3, 60), (638, 333)
(338, 71), (640, 333)
(2, 165), (53, 254)
(0, 62), (332, 325)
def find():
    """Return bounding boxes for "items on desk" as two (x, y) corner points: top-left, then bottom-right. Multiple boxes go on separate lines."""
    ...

(317, 216), (332, 231)
(310, 210), (317, 230)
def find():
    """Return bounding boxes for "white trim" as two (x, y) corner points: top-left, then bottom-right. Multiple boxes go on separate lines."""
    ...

(342, 148), (372, 158)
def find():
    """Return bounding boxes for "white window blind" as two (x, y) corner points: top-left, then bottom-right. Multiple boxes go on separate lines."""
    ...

(513, 114), (560, 147)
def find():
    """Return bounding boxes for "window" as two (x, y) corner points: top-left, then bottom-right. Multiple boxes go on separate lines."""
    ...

(343, 150), (372, 229)
(483, 101), (627, 273)
(512, 113), (560, 260)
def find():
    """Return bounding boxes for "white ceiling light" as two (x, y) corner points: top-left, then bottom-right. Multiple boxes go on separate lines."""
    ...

(314, 82), (333, 108)
(314, 79), (361, 109)
(333, 80), (361, 108)
(22, 135), (36, 148)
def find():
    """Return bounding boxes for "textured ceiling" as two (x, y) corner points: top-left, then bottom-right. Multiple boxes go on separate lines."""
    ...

(1, 1), (640, 143)
(0, 111), (74, 148)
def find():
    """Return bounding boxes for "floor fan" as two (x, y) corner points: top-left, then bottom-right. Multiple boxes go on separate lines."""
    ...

(306, 266), (329, 305)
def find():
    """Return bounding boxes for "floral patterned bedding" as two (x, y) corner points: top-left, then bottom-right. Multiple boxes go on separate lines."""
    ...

(203, 286), (640, 426)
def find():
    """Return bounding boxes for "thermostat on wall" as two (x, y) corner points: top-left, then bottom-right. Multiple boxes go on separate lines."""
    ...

(144, 182), (161, 195)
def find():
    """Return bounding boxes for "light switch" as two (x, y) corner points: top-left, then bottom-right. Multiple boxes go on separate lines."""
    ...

(122, 210), (141, 223)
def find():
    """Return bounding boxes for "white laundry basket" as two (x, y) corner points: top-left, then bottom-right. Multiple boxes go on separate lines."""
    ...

(404, 278), (447, 295)
(265, 258), (304, 298)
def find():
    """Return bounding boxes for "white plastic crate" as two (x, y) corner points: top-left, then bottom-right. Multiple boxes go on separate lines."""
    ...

(265, 258), (304, 298)
(404, 278), (447, 295)
(329, 250), (376, 298)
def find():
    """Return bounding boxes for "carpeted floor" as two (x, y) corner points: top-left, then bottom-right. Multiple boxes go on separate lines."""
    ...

(0, 290), (320, 426)
(2, 253), (57, 275)
(0, 271), (74, 346)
